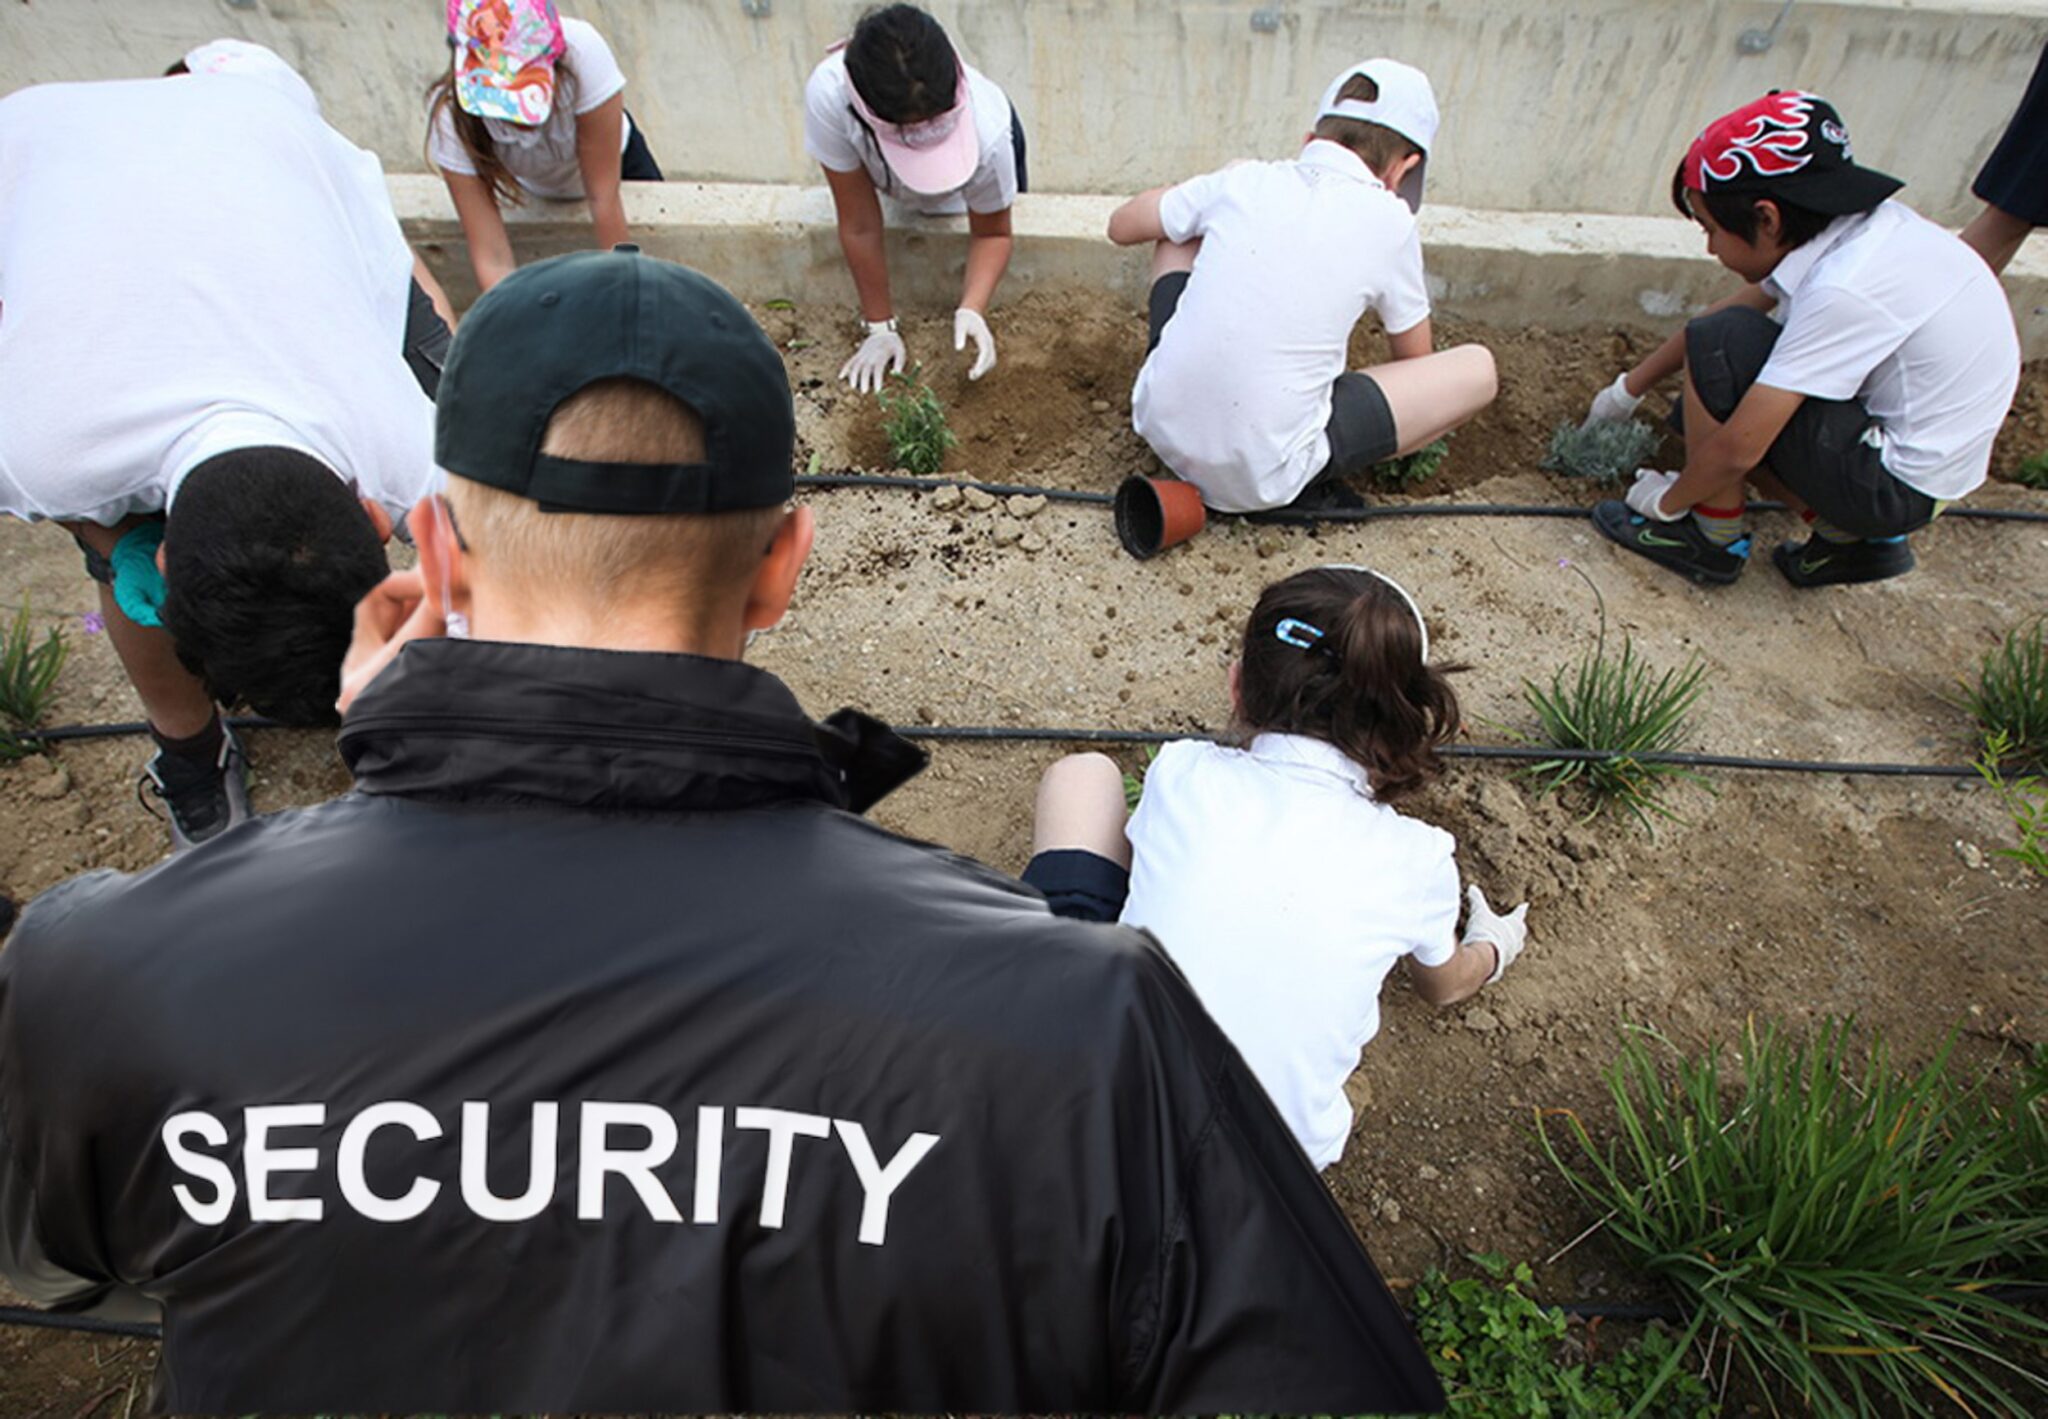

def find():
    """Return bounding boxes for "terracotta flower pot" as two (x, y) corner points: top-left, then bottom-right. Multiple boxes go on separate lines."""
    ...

(1114, 475), (1207, 559)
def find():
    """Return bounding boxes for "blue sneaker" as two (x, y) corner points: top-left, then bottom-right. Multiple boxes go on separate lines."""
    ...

(1591, 500), (1749, 586)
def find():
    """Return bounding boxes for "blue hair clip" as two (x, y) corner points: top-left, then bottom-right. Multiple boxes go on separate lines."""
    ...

(1275, 617), (1325, 650)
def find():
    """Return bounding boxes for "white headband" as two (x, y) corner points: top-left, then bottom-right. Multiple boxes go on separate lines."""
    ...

(1322, 563), (1430, 663)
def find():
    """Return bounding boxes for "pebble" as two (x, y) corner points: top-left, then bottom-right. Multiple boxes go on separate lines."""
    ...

(928, 485), (964, 511)
(1462, 1007), (1503, 1034)
(1955, 839), (1986, 870)
(1417, 1163), (1442, 1182)
(1089, 399), (1111, 414)
(27, 762), (72, 800)
(963, 487), (997, 511)
(1018, 531), (1048, 554)
(1254, 535), (1284, 559)
(991, 521), (1024, 547)
(1005, 493), (1047, 520)
(1505, 1031), (1543, 1067)
(1091, 643), (1109, 659)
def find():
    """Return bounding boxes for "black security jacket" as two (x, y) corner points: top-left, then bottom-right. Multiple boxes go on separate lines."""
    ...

(0, 640), (1442, 1414)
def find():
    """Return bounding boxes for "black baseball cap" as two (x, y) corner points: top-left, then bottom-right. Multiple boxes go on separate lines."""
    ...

(1679, 91), (1901, 216)
(435, 248), (796, 514)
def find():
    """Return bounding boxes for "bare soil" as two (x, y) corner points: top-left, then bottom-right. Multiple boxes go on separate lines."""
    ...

(4, 292), (2046, 1412)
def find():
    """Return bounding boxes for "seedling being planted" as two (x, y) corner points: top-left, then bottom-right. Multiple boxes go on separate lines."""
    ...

(876, 366), (958, 476)
(1541, 419), (1661, 485)
(1369, 434), (1450, 492)
(0, 601), (66, 763)
(1957, 617), (2047, 772)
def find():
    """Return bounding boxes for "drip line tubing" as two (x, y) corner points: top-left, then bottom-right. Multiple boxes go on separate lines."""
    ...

(14, 717), (1980, 778)
(793, 471), (2048, 524)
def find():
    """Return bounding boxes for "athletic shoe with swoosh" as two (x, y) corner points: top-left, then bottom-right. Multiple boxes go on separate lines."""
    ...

(1591, 499), (1748, 586)
(1771, 533), (1915, 587)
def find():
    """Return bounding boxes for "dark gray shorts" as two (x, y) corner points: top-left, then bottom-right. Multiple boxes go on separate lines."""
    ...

(1145, 273), (1399, 482)
(1022, 848), (1129, 923)
(1680, 306), (1937, 537)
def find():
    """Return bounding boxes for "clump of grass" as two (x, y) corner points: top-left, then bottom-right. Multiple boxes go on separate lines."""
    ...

(1542, 419), (1661, 485)
(1539, 1019), (2048, 1418)
(876, 366), (957, 476)
(2013, 450), (2048, 490)
(1121, 744), (1160, 812)
(1519, 567), (1707, 827)
(0, 602), (66, 763)
(1370, 434), (1451, 491)
(1974, 731), (2048, 878)
(1957, 618), (2047, 772)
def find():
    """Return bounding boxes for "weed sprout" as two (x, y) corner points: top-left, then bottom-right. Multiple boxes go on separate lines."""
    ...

(0, 601), (66, 762)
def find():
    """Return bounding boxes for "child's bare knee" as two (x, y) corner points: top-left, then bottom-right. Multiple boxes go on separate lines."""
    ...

(1043, 751), (1122, 793)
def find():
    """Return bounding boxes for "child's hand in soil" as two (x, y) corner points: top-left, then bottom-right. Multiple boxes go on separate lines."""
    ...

(1582, 372), (1643, 428)
(954, 308), (996, 381)
(1462, 885), (1530, 984)
(841, 320), (907, 394)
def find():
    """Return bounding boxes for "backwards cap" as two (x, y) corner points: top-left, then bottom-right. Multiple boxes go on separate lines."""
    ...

(436, 249), (796, 515)
(1680, 91), (1901, 215)
(1315, 58), (1439, 212)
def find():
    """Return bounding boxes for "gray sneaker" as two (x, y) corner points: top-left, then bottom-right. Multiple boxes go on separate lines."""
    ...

(139, 726), (250, 851)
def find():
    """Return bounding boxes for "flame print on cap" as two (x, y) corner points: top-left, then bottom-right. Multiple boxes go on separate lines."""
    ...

(1686, 91), (1817, 190)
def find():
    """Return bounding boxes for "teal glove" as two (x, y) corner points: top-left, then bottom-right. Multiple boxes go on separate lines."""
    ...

(110, 522), (168, 628)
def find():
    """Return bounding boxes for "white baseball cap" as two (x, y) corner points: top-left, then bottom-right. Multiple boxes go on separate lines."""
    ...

(1315, 58), (1439, 212)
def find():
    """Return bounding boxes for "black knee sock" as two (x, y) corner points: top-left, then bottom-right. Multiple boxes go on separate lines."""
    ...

(150, 713), (224, 766)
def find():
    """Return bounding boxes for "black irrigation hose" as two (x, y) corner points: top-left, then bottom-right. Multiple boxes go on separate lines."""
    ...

(793, 471), (2048, 524)
(15, 717), (1981, 778)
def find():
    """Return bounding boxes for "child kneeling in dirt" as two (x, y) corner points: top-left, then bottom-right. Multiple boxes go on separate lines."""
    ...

(1107, 60), (1496, 514)
(1584, 91), (2021, 588)
(1025, 566), (1530, 1170)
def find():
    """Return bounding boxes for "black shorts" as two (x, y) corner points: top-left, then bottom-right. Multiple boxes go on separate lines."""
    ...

(1145, 273), (1399, 480)
(1678, 306), (1937, 538)
(403, 277), (452, 399)
(1010, 107), (1029, 195)
(621, 112), (664, 181)
(1021, 849), (1130, 924)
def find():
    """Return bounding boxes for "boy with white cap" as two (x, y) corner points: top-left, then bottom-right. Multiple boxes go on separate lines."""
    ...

(804, 4), (1027, 390)
(1109, 60), (1496, 513)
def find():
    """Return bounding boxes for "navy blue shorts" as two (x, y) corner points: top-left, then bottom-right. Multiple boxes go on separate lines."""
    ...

(1022, 849), (1129, 924)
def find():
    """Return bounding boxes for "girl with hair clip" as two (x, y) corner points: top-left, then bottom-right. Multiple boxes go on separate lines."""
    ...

(1026, 565), (1532, 1170)
(802, 4), (1028, 391)
(427, 0), (663, 295)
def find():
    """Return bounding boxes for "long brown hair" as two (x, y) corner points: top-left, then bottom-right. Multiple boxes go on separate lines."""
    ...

(425, 54), (579, 209)
(1235, 566), (1461, 802)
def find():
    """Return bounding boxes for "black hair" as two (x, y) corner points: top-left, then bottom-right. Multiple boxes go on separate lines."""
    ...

(159, 448), (389, 727)
(845, 4), (958, 125)
(1236, 567), (1462, 803)
(1669, 164), (1839, 250)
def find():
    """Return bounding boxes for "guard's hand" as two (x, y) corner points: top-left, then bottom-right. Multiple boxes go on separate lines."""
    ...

(953, 307), (996, 381)
(1462, 885), (1530, 985)
(1624, 467), (1685, 522)
(337, 569), (443, 715)
(1583, 372), (1644, 428)
(839, 320), (907, 395)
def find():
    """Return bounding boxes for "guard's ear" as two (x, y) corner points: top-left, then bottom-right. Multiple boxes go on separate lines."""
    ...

(742, 505), (816, 633)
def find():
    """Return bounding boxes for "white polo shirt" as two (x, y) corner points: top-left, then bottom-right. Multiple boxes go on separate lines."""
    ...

(802, 50), (1018, 217)
(1131, 141), (1432, 514)
(1758, 199), (2020, 501)
(428, 19), (632, 201)
(1120, 734), (1460, 1170)
(0, 75), (436, 527)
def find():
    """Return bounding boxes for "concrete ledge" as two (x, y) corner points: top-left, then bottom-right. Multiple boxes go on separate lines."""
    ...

(394, 176), (2048, 355)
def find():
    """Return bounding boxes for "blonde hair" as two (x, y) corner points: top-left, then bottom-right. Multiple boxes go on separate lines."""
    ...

(445, 378), (783, 615)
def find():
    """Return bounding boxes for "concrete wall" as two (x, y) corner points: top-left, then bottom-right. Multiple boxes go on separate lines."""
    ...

(6, 0), (2047, 223)
(394, 176), (2048, 356)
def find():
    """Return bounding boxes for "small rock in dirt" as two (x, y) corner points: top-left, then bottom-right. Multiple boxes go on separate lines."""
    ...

(1089, 399), (1111, 414)
(1505, 1032), (1542, 1067)
(962, 487), (997, 511)
(27, 762), (72, 800)
(1462, 1007), (1503, 1034)
(991, 521), (1024, 547)
(1177, 582), (1194, 595)
(928, 485), (964, 511)
(1005, 493), (1047, 519)
(1118, 688), (1132, 703)
(1254, 534), (1284, 559)
(1380, 1197), (1402, 1224)
(1018, 531), (1048, 554)
(1955, 839), (1986, 870)
(1091, 643), (1109, 659)
(1417, 1163), (1442, 1182)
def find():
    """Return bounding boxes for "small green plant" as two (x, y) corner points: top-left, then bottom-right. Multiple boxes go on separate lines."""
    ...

(876, 366), (957, 476)
(1371, 434), (1451, 491)
(1539, 1019), (2048, 1418)
(1122, 744), (1160, 812)
(1404, 1255), (1716, 1417)
(1519, 568), (1707, 827)
(2013, 450), (2048, 490)
(1974, 730), (2048, 877)
(0, 602), (66, 763)
(1542, 419), (1661, 485)
(1956, 618), (2047, 772)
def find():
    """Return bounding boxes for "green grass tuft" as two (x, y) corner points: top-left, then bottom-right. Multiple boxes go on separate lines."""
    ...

(876, 366), (958, 476)
(0, 602), (66, 763)
(1121, 744), (1160, 812)
(1957, 619), (2048, 773)
(1543, 419), (1662, 485)
(1974, 731), (2048, 877)
(1370, 435), (1452, 491)
(1539, 1019), (2048, 1418)
(2013, 451), (2048, 490)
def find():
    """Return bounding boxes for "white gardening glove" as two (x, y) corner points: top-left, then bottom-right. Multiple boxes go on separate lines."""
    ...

(953, 308), (996, 381)
(1583, 372), (1644, 428)
(839, 318), (906, 395)
(1624, 467), (1684, 522)
(1462, 885), (1529, 985)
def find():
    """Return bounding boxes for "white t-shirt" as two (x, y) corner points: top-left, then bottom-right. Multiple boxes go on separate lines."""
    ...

(428, 18), (631, 201)
(0, 75), (436, 527)
(1758, 200), (2021, 501)
(802, 50), (1017, 217)
(1120, 734), (1460, 1170)
(1132, 142), (1432, 513)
